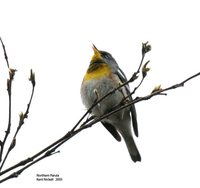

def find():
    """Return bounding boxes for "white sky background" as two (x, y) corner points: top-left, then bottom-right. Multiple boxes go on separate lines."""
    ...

(0, 0), (200, 187)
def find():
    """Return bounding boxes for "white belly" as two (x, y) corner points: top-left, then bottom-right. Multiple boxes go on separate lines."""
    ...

(81, 76), (127, 117)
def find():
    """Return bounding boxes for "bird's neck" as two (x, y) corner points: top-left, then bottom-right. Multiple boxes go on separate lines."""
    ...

(84, 61), (111, 81)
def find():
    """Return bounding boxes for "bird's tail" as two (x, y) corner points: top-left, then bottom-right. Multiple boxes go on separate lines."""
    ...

(107, 111), (141, 162)
(123, 135), (141, 162)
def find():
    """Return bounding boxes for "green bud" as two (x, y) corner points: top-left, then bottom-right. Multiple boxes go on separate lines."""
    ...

(29, 69), (36, 86)
(9, 138), (16, 151)
(142, 41), (151, 55)
(151, 85), (162, 93)
(19, 112), (24, 125)
(142, 61), (150, 78)
(9, 68), (17, 80)
(129, 73), (138, 82)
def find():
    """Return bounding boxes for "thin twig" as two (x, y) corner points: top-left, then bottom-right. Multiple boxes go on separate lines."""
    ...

(0, 70), (16, 165)
(0, 39), (35, 177)
(0, 37), (10, 68)
(0, 80), (35, 171)
(0, 38), (13, 164)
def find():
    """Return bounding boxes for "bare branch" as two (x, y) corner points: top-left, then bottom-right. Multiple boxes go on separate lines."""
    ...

(0, 39), (15, 164)
(0, 37), (10, 68)
(0, 73), (36, 170)
(0, 69), (16, 165)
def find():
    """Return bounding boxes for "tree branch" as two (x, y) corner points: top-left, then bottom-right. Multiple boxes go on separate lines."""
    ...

(0, 71), (36, 171)
(0, 38), (16, 164)
(0, 37), (10, 68)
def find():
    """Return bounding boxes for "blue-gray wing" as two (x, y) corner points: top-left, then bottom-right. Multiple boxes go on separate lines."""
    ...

(116, 67), (139, 137)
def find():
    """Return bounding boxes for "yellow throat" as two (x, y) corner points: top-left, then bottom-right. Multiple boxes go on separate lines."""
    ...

(83, 45), (111, 81)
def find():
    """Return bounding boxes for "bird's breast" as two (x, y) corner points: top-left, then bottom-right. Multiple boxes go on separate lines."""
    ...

(81, 72), (126, 117)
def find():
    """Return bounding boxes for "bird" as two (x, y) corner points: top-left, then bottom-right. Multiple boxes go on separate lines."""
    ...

(80, 45), (141, 162)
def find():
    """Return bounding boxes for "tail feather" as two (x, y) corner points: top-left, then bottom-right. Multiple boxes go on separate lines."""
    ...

(123, 135), (141, 162)
(105, 111), (141, 162)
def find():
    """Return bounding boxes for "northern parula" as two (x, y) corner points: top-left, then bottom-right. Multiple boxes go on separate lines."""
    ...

(81, 45), (141, 162)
